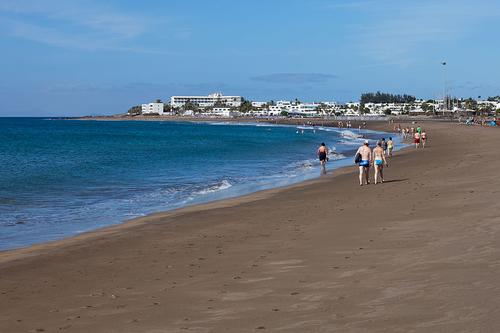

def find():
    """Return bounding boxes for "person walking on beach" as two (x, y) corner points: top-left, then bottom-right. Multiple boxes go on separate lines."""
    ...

(355, 140), (372, 186)
(421, 130), (427, 148)
(387, 137), (394, 157)
(414, 131), (421, 149)
(317, 143), (328, 175)
(372, 141), (388, 184)
(381, 138), (388, 156)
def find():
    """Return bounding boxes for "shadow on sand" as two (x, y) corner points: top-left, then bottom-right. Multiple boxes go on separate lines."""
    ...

(383, 178), (409, 183)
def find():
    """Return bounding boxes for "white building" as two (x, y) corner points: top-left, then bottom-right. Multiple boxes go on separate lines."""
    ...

(142, 102), (164, 115)
(170, 93), (243, 108)
(268, 105), (284, 113)
(409, 108), (426, 115)
(344, 109), (360, 116)
(288, 103), (319, 117)
(477, 100), (498, 109)
(268, 109), (282, 116)
(262, 100), (326, 117)
(212, 107), (233, 117)
(251, 101), (267, 108)
(321, 101), (337, 109)
(276, 100), (292, 107)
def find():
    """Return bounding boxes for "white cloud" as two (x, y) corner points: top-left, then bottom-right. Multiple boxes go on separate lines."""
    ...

(251, 73), (338, 84)
(0, 1), (146, 37)
(324, 0), (377, 10)
(343, 0), (500, 64)
(0, 0), (180, 52)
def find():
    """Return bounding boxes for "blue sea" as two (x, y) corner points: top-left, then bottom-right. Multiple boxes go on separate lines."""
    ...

(0, 118), (400, 250)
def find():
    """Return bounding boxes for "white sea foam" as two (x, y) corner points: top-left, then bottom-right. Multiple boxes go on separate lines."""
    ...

(296, 125), (314, 130)
(313, 126), (338, 133)
(340, 130), (363, 139)
(328, 151), (346, 160)
(209, 122), (282, 128)
(208, 121), (233, 126)
(254, 123), (282, 127)
(296, 159), (315, 170)
(195, 180), (232, 195)
(338, 139), (361, 146)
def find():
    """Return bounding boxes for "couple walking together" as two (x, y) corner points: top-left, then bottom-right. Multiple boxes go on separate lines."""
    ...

(355, 140), (388, 186)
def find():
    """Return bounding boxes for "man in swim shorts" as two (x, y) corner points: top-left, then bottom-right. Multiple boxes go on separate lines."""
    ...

(372, 141), (388, 184)
(355, 140), (372, 186)
(317, 142), (328, 175)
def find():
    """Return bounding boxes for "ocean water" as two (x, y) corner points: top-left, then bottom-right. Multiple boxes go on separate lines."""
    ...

(0, 118), (401, 250)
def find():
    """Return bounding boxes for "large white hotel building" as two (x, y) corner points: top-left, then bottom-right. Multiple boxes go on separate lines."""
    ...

(170, 93), (243, 108)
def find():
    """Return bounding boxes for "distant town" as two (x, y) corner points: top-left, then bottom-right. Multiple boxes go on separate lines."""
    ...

(129, 92), (500, 119)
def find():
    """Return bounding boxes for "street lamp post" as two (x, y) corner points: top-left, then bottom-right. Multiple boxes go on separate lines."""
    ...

(441, 61), (447, 112)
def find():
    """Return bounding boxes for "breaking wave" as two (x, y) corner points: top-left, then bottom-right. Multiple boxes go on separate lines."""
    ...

(195, 180), (233, 195)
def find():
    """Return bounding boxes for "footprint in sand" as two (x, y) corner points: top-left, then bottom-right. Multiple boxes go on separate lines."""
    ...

(266, 259), (306, 273)
(239, 277), (275, 284)
(268, 259), (303, 265)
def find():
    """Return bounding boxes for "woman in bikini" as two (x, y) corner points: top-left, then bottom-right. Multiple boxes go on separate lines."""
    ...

(414, 131), (421, 149)
(372, 141), (388, 184)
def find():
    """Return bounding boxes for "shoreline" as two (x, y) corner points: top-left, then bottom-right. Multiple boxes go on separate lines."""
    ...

(3, 121), (500, 331)
(0, 119), (400, 253)
(67, 114), (451, 127)
(0, 166), (332, 263)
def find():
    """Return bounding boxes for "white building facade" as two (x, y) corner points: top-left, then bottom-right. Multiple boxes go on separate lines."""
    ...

(251, 101), (267, 108)
(170, 93), (243, 108)
(141, 102), (164, 115)
(212, 107), (232, 117)
(269, 100), (321, 117)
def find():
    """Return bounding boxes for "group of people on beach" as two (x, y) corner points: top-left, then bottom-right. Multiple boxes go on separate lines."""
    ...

(317, 136), (394, 185)
(336, 120), (368, 130)
(317, 122), (429, 184)
(354, 137), (393, 186)
(396, 124), (427, 149)
(337, 120), (352, 128)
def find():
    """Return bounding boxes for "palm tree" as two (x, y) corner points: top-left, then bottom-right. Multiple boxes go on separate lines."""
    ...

(183, 99), (198, 112)
(127, 105), (142, 116)
(239, 99), (253, 113)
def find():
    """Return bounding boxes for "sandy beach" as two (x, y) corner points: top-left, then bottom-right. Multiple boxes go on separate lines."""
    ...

(1, 121), (500, 332)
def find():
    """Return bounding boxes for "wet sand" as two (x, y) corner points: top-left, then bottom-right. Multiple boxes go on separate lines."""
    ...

(1, 122), (500, 332)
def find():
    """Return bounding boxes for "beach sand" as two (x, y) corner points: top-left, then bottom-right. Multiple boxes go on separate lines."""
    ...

(1, 121), (500, 332)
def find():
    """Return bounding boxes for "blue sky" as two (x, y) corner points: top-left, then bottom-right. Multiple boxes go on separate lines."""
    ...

(0, 0), (499, 116)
